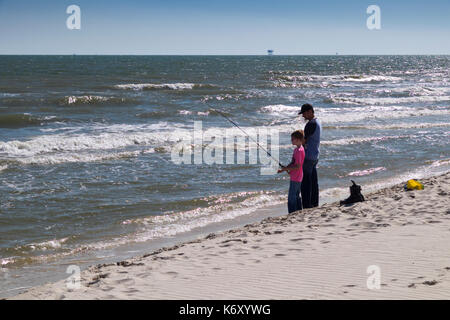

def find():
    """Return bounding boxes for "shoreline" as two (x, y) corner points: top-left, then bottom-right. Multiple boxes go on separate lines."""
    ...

(9, 171), (450, 300)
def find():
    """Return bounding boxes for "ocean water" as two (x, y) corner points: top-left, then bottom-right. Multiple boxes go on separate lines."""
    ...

(1, 55), (449, 296)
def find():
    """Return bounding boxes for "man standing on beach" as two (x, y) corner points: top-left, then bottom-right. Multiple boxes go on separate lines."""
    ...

(298, 104), (321, 208)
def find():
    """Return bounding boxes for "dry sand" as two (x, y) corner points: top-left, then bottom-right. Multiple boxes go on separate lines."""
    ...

(10, 172), (450, 300)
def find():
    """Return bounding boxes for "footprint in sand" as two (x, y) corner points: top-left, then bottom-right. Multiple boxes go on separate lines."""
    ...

(125, 289), (140, 294)
(422, 280), (438, 286)
(115, 278), (135, 285)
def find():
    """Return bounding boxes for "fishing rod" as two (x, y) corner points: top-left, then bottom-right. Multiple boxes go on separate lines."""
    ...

(210, 107), (284, 168)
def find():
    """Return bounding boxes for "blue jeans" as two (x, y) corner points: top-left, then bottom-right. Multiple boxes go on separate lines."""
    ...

(288, 181), (302, 213)
(301, 159), (319, 208)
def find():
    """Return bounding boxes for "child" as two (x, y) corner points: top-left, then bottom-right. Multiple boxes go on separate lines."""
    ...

(278, 130), (306, 213)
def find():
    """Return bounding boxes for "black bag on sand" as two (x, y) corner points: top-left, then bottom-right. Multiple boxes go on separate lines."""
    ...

(340, 180), (365, 206)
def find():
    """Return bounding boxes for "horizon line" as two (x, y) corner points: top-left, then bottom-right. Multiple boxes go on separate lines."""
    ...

(1, 53), (450, 56)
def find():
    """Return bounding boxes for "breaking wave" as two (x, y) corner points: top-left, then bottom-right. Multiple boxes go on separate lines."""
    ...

(58, 95), (140, 106)
(114, 83), (216, 91)
(325, 95), (450, 105)
(260, 104), (450, 123)
(269, 74), (403, 84)
(348, 167), (387, 177)
(0, 95), (141, 107)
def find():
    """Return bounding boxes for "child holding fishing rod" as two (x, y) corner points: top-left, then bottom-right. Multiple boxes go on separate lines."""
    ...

(278, 130), (306, 213)
(210, 108), (305, 213)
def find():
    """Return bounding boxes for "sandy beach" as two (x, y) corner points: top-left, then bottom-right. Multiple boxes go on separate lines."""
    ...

(9, 171), (450, 300)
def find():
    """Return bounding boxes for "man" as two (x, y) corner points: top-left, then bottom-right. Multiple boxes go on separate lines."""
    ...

(298, 103), (321, 208)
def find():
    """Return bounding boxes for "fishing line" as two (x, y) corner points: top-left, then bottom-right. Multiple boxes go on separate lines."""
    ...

(210, 107), (284, 167)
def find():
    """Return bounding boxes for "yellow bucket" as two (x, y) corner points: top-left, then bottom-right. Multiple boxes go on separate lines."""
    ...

(406, 179), (424, 190)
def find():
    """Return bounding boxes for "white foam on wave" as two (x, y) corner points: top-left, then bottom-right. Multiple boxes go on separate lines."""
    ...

(374, 86), (450, 97)
(343, 75), (403, 82)
(328, 95), (450, 105)
(273, 74), (402, 84)
(0, 120), (298, 165)
(0, 122), (184, 159)
(1, 93), (21, 97)
(348, 167), (386, 177)
(114, 83), (210, 90)
(1, 257), (15, 266)
(27, 238), (70, 251)
(260, 104), (450, 123)
(64, 95), (109, 105)
(426, 158), (450, 167)
(0, 165), (7, 172)
(201, 92), (261, 102)
(261, 104), (300, 114)
(178, 110), (210, 116)
(1, 113), (447, 165)
(321, 135), (410, 146)
(274, 81), (335, 89)
(327, 122), (450, 130)
(111, 191), (285, 247)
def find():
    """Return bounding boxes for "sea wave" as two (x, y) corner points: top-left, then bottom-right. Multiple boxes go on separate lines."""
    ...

(121, 191), (283, 239)
(59, 95), (139, 106)
(260, 104), (300, 114)
(348, 167), (386, 177)
(0, 113), (59, 129)
(201, 91), (265, 102)
(0, 120), (294, 165)
(114, 83), (216, 91)
(1, 115), (447, 165)
(1, 95), (141, 107)
(178, 110), (210, 116)
(321, 135), (411, 146)
(325, 95), (450, 105)
(324, 122), (450, 130)
(269, 74), (403, 83)
(373, 86), (449, 98)
(426, 158), (450, 167)
(260, 104), (450, 123)
(273, 81), (336, 89)
(0, 123), (177, 163)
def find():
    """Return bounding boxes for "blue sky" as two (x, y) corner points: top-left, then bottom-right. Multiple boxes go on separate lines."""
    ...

(1, 0), (449, 54)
